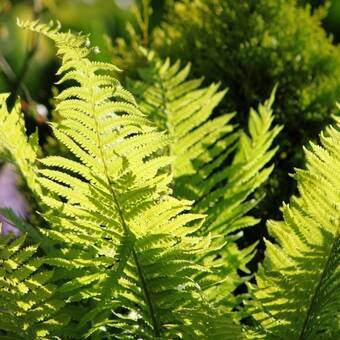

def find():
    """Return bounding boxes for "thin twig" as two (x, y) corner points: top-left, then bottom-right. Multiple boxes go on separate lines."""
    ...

(10, 0), (43, 102)
(0, 52), (34, 103)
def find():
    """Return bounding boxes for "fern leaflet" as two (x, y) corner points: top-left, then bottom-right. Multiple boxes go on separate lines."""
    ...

(129, 52), (282, 312)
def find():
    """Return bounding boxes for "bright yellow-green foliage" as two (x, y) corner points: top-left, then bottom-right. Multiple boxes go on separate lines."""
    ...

(129, 52), (282, 235)
(0, 94), (41, 197)
(0, 233), (66, 339)
(0, 19), (339, 339)
(0, 20), (243, 338)
(129, 53), (282, 311)
(249, 123), (340, 338)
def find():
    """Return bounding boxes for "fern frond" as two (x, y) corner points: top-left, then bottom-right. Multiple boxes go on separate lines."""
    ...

(200, 88), (282, 235)
(129, 52), (282, 312)
(0, 233), (67, 339)
(129, 52), (281, 235)
(14, 20), (243, 338)
(248, 124), (340, 338)
(0, 94), (41, 197)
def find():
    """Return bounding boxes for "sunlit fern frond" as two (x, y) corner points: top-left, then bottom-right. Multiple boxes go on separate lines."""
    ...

(0, 233), (68, 339)
(248, 123), (340, 338)
(8, 20), (244, 338)
(0, 94), (41, 197)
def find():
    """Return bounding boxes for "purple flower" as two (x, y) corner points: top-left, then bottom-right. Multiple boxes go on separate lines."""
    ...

(0, 164), (27, 236)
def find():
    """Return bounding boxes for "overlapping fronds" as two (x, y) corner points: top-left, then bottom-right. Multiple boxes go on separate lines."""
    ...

(6, 20), (244, 338)
(129, 53), (282, 311)
(0, 233), (67, 339)
(248, 124), (340, 338)
(129, 52), (281, 235)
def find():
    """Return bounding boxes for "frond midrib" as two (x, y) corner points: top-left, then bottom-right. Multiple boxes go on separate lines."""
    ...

(298, 223), (339, 339)
(89, 74), (161, 337)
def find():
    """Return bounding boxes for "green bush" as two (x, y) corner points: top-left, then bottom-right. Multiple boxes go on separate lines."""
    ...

(150, 0), (340, 219)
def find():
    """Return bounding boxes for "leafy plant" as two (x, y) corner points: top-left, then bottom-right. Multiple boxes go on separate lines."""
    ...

(128, 51), (282, 309)
(0, 20), (339, 339)
(248, 122), (340, 338)
(0, 21), (241, 338)
(148, 0), (340, 221)
(0, 233), (67, 338)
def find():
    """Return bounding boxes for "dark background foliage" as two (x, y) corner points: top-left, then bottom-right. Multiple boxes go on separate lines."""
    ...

(141, 1), (340, 268)
(151, 0), (340, 224)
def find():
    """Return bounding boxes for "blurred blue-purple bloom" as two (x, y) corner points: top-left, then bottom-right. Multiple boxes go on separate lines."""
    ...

(0, 164), (27, 236)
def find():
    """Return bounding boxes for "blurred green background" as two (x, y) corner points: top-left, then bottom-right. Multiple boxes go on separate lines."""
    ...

(0, 0), (131, 110)
(0, 0), (339, 111)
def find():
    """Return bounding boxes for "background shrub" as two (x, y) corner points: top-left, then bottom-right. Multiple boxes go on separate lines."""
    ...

(150, 0), (340, 223)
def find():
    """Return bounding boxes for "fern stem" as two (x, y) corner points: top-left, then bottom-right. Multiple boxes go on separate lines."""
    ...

(298, 226), (339, 339)
(132, 247), (161, 337)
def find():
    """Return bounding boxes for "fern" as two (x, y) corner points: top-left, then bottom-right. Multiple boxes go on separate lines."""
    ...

(248, 123), (340, 338)
(128, 52), (282, 310)
(0, 233), (67, 339)
(0, 94), (41, 197)
(0, 20), (246, 338)
(3, 17), (336, 340)
(129, 52), (282, 235)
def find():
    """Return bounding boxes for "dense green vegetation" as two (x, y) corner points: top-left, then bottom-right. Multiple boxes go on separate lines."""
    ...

(150, 0), (340, 220)
(0, 1), (339, 338)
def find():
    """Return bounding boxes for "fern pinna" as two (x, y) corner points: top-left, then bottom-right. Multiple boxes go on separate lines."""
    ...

(129, 51), (282, 310)
(0, 233), (67, 339)
(248, 123), (340, 338)
(0, 20), (242, 338)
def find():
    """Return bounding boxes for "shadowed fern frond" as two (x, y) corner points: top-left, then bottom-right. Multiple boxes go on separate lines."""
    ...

(129, 52), (282, 235)
(129, 52), (282, 312)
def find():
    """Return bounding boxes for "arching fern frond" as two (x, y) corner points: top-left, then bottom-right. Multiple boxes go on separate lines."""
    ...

(128, 51), (235, 199)
(12, 20), (243, 338)
(248, 124), (340, 338)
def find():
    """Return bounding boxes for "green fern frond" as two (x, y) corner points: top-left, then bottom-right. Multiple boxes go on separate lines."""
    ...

(248, 124), (340, 338)
(12, 20), (243, 338)
(129, 52), (281, 235)
(0, 93), (41, 197)
(128, 51), (235, 191)
(221, 88), (282, 234)
(129, 52), (282, 312)
(0, 233), (67, 339)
